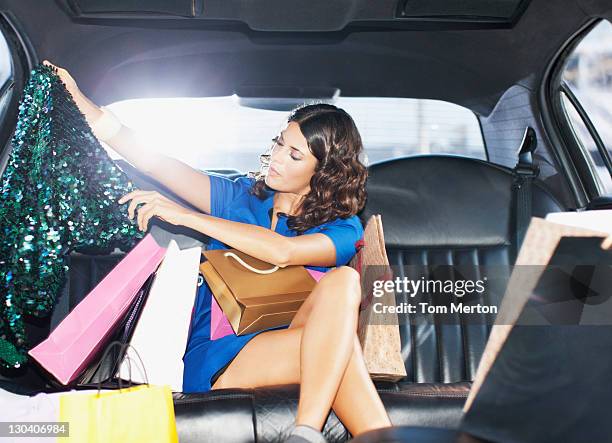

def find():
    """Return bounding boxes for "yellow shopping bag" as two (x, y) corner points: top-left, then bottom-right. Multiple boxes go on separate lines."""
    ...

(58, 384), (178, 443)
(58, 341), (178, 443)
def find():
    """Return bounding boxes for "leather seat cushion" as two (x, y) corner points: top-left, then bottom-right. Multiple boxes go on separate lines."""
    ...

(173, 381), (470, 443)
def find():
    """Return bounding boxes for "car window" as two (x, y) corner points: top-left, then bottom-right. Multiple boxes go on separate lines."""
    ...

(0, 30), (11, 88)
(561, 20), (612, 195)
(105, 97), (485, 173)
(0, 25), (15, 175)
(560, 91), (612, 194)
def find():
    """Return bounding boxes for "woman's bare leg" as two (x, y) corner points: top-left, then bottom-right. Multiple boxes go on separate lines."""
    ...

(331, 335), (392, 435)
(288, 269), (392, 435)
(211, 267), (392, 436)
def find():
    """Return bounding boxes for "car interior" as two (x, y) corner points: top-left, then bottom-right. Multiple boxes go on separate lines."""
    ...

(0, 0), (611, 442)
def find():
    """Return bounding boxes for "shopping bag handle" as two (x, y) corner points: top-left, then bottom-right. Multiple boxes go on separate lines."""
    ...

(224, 251), (279, 274)
(94, 340), (150, 395)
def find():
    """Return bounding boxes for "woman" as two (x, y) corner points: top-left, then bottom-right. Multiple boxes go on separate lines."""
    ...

(45, 61), (393, 442)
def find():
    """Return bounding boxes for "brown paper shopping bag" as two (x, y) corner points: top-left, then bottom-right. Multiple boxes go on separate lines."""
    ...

(200, 249), (316, 335)
(349, 214), (407, 381)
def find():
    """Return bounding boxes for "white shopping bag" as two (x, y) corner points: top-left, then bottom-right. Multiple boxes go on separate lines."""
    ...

(117, 240), (201, 392)
(0, 388), (110, 443)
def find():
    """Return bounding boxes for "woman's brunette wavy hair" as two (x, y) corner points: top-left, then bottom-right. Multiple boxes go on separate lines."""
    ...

(250, 103), (367, 234)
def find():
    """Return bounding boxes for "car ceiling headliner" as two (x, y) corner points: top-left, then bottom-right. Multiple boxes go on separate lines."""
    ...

(0, 0), (611, 116)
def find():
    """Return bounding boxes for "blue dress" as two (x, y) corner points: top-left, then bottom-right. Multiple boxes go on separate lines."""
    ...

(181, 174), (364, 393)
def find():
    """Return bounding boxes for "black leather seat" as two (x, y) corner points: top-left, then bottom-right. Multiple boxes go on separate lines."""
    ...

(3, 155), (564, 442)
(171, 155), (564, 442)
(361, 155), (563, 384)
(172, 381), (472, 443)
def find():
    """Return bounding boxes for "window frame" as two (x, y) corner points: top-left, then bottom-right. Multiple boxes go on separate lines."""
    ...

(560, 82), (612, 191)
(476, 115), (490, 163)
(558, 88), (609, 196)
(541, 18), (612, 206)
(0, 12), (35, 177)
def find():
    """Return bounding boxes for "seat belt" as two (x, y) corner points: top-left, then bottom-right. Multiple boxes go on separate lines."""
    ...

(512, 127), (539, 261)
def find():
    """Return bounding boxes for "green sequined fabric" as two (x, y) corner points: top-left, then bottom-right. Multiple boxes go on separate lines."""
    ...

(0, 64), (144, 369)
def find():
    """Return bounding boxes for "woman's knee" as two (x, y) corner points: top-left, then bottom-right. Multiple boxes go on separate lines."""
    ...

(291, 267), (361, 329)
(322, 266), (362, 308)
(338, 265), (361, 285)
(319, 266), (359, 288)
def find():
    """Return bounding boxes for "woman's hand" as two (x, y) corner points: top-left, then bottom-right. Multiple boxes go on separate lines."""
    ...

(118, 190), (196, 232)
(42, 60), (103, 123)
(42, 60), (80, 98)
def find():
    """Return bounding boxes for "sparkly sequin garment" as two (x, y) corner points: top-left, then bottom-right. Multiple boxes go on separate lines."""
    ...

(0, 64), (144, 369)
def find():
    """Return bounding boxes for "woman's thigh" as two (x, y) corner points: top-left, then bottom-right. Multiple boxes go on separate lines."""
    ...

(211, 326), (303, 389)
(212, 267), (360, 390)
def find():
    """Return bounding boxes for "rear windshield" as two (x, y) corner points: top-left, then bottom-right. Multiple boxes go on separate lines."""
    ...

(106, 97), (485, 173)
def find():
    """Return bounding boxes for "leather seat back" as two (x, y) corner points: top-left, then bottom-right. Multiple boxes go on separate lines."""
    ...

(359, 155), (563, 383)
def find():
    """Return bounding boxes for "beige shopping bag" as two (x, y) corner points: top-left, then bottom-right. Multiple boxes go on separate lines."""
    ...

(464, 215), (610, 412)
(349, 214), (407, 381)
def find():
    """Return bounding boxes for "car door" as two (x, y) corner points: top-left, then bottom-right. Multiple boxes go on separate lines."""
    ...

(549, 19), (612, 211)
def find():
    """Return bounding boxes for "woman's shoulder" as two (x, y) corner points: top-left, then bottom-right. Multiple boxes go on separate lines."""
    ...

(207, 174), (259, 219)
(208, 173), (255, 188)
(236, 175), (257, 186)
(311, 214), (364, 234)
(207, 174), (259, 201)
(310, 214), (363, 267)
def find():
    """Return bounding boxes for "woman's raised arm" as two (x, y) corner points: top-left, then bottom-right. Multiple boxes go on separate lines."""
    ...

(104, 126), (212, 214)
(43, 60), (213, 214)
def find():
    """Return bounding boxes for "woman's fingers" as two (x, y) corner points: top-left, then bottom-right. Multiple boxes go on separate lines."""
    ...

(121, 191), (184, 231)
(43, 60), (80, 95)
(140, 204), (157, 232)
(119, 189), (148, 205)
(43, 60), (63, 76)
(136, 202), (149, 231)
(124, 191), (143, 219)
(127, 198), (140, 221)
(128, 193), (153, 220)
(118, 190), (137, 205)
(137, 201), (161, 232)
(119, 190), (161, 205)
(118, 190), (158, 220)
(118, 190), (174, 230)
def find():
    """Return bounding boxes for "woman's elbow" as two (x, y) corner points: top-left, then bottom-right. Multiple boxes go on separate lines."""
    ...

(274, 252), (292, 268)
(273, 241), (294, 268)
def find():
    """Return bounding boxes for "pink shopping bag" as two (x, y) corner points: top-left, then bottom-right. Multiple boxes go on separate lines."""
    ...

(210, 268), (326, 340)
(210, 297), (235, 340)
(28, 234), (167, 385)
